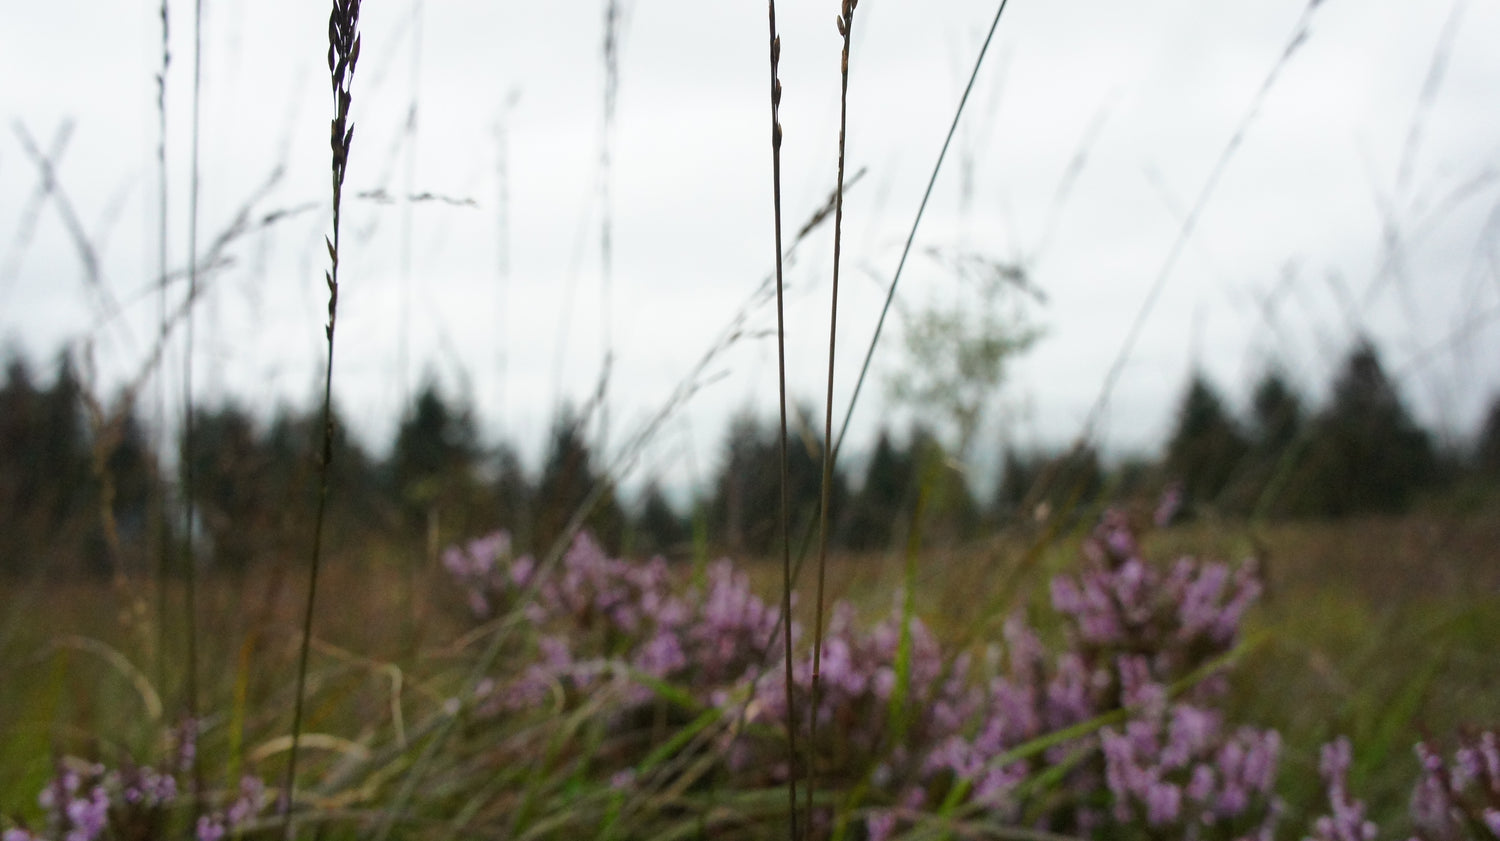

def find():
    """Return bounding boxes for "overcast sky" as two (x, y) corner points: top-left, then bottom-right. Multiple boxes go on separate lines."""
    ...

(2, 0), (1498, 498)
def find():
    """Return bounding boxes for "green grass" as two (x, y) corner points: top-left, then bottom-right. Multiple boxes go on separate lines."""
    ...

(4, 505), (1497, 836)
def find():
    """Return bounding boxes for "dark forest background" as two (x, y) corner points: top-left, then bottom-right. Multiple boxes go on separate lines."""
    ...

(4, 334), (1498, 579)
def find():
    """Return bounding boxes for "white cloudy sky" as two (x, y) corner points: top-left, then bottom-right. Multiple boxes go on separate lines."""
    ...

(2, 0), (1498, 497)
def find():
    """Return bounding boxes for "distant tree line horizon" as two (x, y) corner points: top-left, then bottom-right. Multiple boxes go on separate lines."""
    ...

(3, 335), (1500, 578)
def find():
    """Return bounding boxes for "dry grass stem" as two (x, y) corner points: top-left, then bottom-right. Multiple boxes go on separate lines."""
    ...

(284, 0), (361, 834)
(809, 0), (858, 829)
(766, 2), (800, 838)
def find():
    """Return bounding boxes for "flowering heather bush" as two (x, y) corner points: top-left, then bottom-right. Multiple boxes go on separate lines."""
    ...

(442, 512), (1284, 837)
(3, 722), (271, 841)
(445, 531), (790, 715)
(858, 511), (1281, 838)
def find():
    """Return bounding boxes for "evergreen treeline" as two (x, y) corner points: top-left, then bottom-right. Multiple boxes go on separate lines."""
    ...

(3, 336), (1499, 576)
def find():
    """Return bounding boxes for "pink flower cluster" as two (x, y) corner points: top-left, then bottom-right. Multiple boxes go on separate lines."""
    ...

(446, 532), (789, 714)
(1409, 730), (1500, 839)
(861, 512), (1281, 838)
(5, 723), (268, 841)
(446, 513), (1285, 838)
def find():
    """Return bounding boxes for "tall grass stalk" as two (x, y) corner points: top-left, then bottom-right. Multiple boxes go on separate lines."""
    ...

(152, 0), (173, 710)
(831, 0), (1012, 463)
(284, 0), (360, 833)
(765, 3), (799, 838)
(181, 0), (204, 793)
(599, 0), (620, 459)
(809, 1), (858, 829)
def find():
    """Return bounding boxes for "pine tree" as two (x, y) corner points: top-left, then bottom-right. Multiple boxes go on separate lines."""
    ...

(846, 427), (916, 550)
(709, 405), (847, 556)
(533, 405), (624, 554)
(490, 441), (532, 549)
(389, 380), (484, 537)
(633, 478), (686, 559)
(993, 444), (1102, 525)
(1163, 373), (1249, 514)
(1303, 339), (1435, 515)
(1478, 394), (1500, 479)
(1241, 367), (1308, 516)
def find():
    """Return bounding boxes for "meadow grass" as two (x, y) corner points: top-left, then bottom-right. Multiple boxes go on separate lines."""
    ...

(4, 508), (1498, 838)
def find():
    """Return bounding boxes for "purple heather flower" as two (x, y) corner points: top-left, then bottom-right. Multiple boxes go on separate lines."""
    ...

(1308, 737), (1377, 841)
(635, 630), (686, 678)
(865, 809), (898, 841)
(1188, 763), (1216, 803)
(1145, 780), (1182, 825)
(1163, 705), (1219, 768)
(1409, 767), (1450, 830)
(196, 815), (226, 841)
(174, 719), (199, 773)
(1118, 655), (1166, 714)
(63, 786), (109, 841)
(1409, 730), (1500, 839)
(227, 775), (266, 827)
(1239, 728), (1281, 795)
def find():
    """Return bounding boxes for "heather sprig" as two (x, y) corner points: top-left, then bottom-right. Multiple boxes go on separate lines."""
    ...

(1410, 730), (1500, 840)
(1307, 737), (1380, 841)
(4, 724), (271, 841)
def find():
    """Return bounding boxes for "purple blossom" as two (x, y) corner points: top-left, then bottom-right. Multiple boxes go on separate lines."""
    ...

(195, 815), (225, 841)
(62, 787), (108, 841)
(865, 809), (898, 841)
(1307, 737), (1378, 841)
(1409, 730), (1500, 840)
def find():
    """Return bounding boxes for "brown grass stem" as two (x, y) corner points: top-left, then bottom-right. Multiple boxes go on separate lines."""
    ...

(809, 0), (858, 830)
(284, 1), (360, 835)
(766, 3), (799, 839)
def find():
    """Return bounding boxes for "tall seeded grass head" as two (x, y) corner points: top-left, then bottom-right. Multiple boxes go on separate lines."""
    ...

(283, 0), (360, 828)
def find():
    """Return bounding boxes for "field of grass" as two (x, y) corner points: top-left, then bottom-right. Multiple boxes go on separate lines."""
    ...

(3, 504), (1497, 839)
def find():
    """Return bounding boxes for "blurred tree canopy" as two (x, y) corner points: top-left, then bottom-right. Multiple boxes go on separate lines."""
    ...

(0, 332), (1494, 580)
(1163, 373), (1251, 515)
(533, 404), (624, 555)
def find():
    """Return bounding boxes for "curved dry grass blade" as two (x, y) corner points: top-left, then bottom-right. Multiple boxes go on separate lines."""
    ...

(42, 635), (164, 724)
